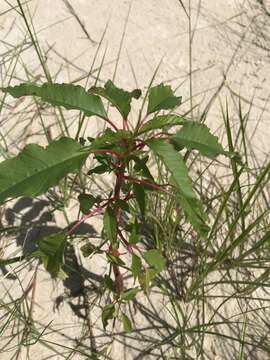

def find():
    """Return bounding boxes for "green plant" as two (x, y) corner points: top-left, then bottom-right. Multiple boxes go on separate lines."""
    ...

(1, 1), (270, 359)
(0, 79), (231, 331)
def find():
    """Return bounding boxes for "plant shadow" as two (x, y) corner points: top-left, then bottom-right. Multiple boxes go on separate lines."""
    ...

(3, 197), (103, 303)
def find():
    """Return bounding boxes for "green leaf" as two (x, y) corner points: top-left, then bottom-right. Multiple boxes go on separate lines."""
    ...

(0, 137), (87, 204)
(90, 129), (132, 150)
(78, 193), (96, 214)
(80, 243), (97, 257)
(130, 155), (154, 181)
(103, 274), (116, 292)
(121, 287), (140, 301)
(131, 254), (142, 279)
(147, 83), (182, 114)
(133, 183), (146, 217)
(144, 249), (166, 272)
(106, 253), (126, 266)
(115, 199), (130, 213)
(103, 206), (118, 246)
(172, 122), (226, 159)
(145, 268), (158, 293)
(139, 115), (185, 134)
(32, 234), (66, 277)
(90, 80), (141, 119)
(147, 139), (209, 235)
(139, 268), (158, 294)
(122, 313), (133, 333)
(129, 222), (140, 245)
(177, 193), (209, 236)
(94, 152), (113, 167)
(102, 304), (115, 329)
(1, 83), (106, 118)
(146, 139), (196, 199)
(88, 164), (110, 175)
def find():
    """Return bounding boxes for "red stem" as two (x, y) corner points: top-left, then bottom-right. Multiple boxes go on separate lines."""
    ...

(103, 117), (119, 131)
(67, 205), (106, 237)
(117, 228), (134, 253)
(134, 141), (146, 151)
(113, 264), (124, 295)
(123, 190), (133, 201)
(123, 175), (171, 194)
(122, 117), (129, 131)
(93, 149), (122, 158)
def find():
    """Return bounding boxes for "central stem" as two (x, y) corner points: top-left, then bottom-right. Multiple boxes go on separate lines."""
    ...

(114, 163), (125, 225)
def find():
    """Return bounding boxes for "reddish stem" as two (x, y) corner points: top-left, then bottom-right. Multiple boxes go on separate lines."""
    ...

(113, 164), (126, 223)
(117, 228), (134, 253)
(134, 141), (146, 151)
(123, 190), (133, 202)
(113, 264), (124, 295)
(67, 205), (106, 237)
(122, 118), (129, 131)
(108, 248), (126, 257)
(93, 149), (122, 159)
(123, 175), (171, 194)
(103, 117), (119, 131)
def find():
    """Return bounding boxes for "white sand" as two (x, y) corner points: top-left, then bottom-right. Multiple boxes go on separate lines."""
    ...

(0, 1), (270, 359)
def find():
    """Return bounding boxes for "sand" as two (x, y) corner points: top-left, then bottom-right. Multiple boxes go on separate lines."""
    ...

(0, 1), (270, 359)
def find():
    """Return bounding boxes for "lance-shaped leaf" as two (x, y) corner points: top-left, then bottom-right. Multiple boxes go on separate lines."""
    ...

(128, 219), (140, 245)
(103, 206), (118, 247)
(102, 304), (115, 329)
(131, 254), (142, 279)
(146, 139), (196, 199)
(172, 122), (227, 159)
(1, 83), (107, 118)
(121, 287), (140, 301)
(133, 183), (146, 217)
(0, 137), (88, 203)
(147, 83), (182, 114)
(139, 268), (158, 295)
(147, 139), (209, 235)
(90, 80), (141, 119)
(122, 313), (133, 333)
(177, 192), (209, 236)
(139, 115), (186, 134)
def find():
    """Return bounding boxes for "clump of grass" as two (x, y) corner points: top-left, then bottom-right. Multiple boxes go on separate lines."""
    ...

(123, 96), (270, 359)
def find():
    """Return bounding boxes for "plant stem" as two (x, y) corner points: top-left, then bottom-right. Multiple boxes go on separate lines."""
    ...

(103, 117), (119, 131)
(67, 206), (105, 237)
(124, 175), (172, 194)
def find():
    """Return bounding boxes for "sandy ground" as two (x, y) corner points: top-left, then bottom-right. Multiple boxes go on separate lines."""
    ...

(0, 0), (270, 359)
(1, 0), (269, 153)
